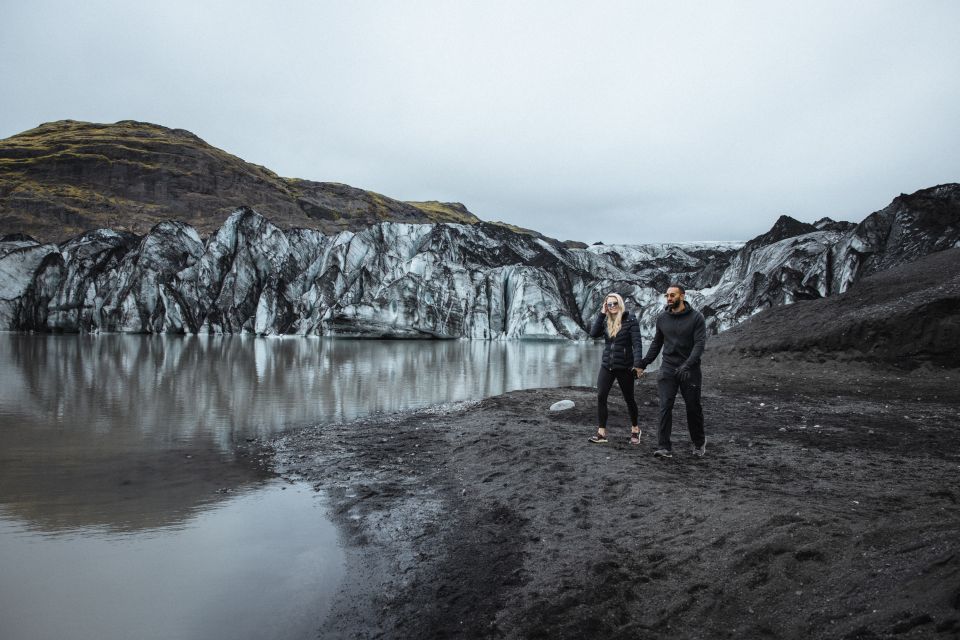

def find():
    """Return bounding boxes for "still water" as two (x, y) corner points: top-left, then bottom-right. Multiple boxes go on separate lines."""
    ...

(0, 334), (596, 640)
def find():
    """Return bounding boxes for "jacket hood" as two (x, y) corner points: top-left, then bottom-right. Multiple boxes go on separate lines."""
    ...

(664, 303), (696, 317)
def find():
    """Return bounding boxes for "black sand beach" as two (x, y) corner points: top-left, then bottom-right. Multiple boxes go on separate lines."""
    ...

(268, 354), (960, 639)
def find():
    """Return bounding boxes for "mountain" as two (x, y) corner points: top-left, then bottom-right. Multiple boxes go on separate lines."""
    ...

(711, 247), (960, 367)
(0, 120), (486, 242)
(700, 183), (960, 332)
(1, 118), (957, 344)
(1, 182), (956, 344)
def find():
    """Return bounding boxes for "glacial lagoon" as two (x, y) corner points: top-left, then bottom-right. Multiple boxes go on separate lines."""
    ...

(0, 333), (596, 640)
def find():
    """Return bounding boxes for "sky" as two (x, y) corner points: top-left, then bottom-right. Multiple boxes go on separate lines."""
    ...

(2, 1), (958, 244)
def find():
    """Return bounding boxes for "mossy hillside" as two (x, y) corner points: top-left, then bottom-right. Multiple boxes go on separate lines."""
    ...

(1, 120), (288, 189)
(406, 200), (480, 225)
(0, 120), (491, 242)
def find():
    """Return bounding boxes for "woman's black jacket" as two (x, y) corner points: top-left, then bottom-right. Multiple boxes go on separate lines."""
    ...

(590, 311), (644, 370)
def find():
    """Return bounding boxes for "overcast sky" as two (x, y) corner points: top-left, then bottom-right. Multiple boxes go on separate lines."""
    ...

(2, 1), (958, 243)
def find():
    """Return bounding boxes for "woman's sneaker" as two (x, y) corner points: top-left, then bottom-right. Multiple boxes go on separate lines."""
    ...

(588, 431), (608, 444)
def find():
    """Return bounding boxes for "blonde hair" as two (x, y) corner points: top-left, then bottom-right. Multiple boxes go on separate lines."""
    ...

(605, 293), (626, 337)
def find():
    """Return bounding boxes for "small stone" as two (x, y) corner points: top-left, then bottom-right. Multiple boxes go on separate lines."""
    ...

(550, 400), (575, 411)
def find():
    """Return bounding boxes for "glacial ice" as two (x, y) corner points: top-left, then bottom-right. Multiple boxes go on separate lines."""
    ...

(1, 187), (956, 341)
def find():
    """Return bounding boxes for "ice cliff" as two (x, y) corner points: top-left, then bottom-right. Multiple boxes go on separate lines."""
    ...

(1, 184), (957, 340)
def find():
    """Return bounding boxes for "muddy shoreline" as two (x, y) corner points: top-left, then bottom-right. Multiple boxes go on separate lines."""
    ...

(270, 355), (960, 639)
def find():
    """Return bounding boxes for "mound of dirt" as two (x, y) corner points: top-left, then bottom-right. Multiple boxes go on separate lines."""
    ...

(711, 248), (960, 367)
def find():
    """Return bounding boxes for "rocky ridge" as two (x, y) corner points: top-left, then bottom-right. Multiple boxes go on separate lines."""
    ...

(700, 184), (960, 332)
(1, 184), (958, 349)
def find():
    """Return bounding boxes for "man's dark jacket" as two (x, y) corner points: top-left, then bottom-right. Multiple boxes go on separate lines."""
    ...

(639, 303), (707, 373)
(590, 311), (644, 370)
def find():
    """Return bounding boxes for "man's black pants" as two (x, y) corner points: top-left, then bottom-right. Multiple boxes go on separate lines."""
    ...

(656, 365), (705, 450)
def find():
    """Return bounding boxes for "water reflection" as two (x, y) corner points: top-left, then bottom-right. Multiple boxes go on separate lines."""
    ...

(0, 334), (595, 532)
(0, 334), (597, 640)
(4, 334), (596, 441)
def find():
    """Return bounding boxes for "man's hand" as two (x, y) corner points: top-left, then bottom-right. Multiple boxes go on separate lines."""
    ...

(634, 367), (645, 378)
(676, 366), (691, 383)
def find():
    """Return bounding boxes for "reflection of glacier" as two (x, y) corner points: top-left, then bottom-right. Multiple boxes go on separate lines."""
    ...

(0, 334), (598, 532)
(0, 333), (597, 450)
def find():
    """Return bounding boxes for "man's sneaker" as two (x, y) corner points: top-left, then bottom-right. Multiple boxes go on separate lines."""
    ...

(692, 443), (706, 458)
(653, 448), (673, 459)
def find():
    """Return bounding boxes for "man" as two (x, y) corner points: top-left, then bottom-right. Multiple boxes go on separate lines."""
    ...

(637, 284), (707, 459)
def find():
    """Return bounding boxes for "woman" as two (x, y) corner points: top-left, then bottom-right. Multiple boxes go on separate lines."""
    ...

(588, 292), (644, 445)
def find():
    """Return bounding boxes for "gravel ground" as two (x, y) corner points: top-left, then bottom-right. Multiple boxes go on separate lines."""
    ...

(268, 354), (960, 639)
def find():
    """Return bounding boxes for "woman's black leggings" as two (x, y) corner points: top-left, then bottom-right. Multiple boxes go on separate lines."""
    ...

(597, 367), (639, 428)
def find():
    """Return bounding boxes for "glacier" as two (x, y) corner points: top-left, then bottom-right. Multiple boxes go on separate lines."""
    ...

(1, 183), (957, 341)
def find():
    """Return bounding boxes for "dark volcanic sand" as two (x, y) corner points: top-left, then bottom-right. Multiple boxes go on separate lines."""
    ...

(269, 355), (960, 639)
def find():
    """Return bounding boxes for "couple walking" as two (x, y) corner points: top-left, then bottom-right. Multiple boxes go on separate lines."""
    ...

(587, 286), (707, 459)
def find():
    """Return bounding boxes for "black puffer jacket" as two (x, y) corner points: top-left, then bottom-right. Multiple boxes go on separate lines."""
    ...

(590, 311), (644, 370)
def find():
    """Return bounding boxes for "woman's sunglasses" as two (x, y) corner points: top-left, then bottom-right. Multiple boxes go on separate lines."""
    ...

(605, 301), (619, 308)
